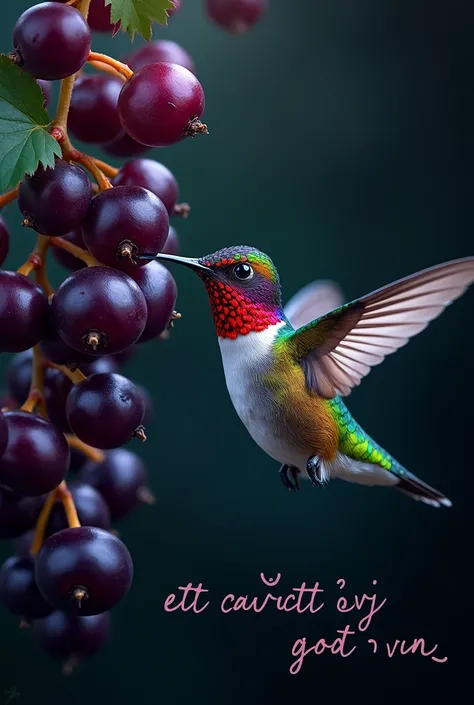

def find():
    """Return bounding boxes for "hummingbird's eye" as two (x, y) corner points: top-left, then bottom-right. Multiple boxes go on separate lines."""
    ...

(233, 263), (254, 281)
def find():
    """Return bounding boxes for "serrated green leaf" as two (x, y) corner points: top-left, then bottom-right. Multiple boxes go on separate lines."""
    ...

(0, 55), (61, 193)
(107, 0), (176, 41)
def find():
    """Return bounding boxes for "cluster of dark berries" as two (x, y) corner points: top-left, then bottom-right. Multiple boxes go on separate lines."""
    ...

(0, 0), (267, 676)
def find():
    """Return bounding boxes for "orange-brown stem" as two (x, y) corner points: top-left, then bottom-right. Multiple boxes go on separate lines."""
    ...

(46, 362), (87, 385)
(92, 158), (119, 179)
(65, 434), (105, 464)
(57, 481), (81, 528)
(0, 186), (19, 209)
(31, 490), (58, 555)
(87, 52), (133, 80)
(88, 60), (126, 81)
(47, 236), (98, 267)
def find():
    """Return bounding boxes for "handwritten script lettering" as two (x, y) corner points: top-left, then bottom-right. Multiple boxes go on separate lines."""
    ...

(162, 575), (448, 671)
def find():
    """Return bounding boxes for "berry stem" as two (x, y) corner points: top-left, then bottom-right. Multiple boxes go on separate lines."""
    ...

(31, 489), (58, 555)
(57, 481), (81, 528)
(91, 158), (119, 179)
(88, 60), (126, 81)
(31, 345), (49, 418)
(47, 235), (98, 267)
(64, 434), (105, 464)
(74, 153), (113, 190)
(0, 185), (19, 209)
(87, 52), (133, 80)
(46, 362), (87, 385)
(51, 0), (92, 133)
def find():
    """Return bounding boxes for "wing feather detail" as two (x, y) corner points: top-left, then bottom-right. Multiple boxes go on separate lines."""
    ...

(288, 257), (474, 398)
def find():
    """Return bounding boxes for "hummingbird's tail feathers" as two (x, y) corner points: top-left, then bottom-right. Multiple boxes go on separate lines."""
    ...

(394, 471), (452, 508)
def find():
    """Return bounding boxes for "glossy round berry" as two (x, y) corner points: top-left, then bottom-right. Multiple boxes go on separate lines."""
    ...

(51, 266), (148, 355)
(0, 216), (9, 266)
(6, 350), (72, 432)
(51, 228), (87, 272)
(112, 159), (179, 216)
(0, 555), (53, 619)
(68, 75), (123, 144)
(82, 186), (169, 273)
(34, 611), (110, 661)
(102, 130), (150, 158)
(14, 529), (35, 557)
(37, 79), (52, 108)
(87, 0), (120, 33)
(162, 226), (180, 255)
(13, 2), (91, 80)
(206, 0), (267, 33)
(81, 356), (119, 377)
(0, 410), (8, 460)
(47, 482), (111, 535)
(129, 261), (177, 341)
(35, 526), (133, 615)
(0, 272), (50, 353)
(0, 491), (43, 539)
(18, 160), (92, 236)
(0, 412), (70, 496)
(125, 39), (195, 74)
(118, 62), (206, 147)
(66, 373), (145, 449)
(78, 449), (148, 520)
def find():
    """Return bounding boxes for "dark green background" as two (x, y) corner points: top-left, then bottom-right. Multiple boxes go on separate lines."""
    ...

(1, 1), (472, 703)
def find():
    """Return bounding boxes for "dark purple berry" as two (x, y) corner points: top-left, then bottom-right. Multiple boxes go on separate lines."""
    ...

(118, 63), (206, 147)
(87, 0), (120, 33)
(206, 0), (267, 33)
(125, 39), (195, 74)
(18, 160), (92, 237)
(162, 226), (180, 255)
(47, 482), (111, 534)
(66, 373), (145, 449)
(68, 75), (123, 144)
(0, 411), (70, 496)
(102, 131), (150, 158)
(78, 449), (149, 520)
(0, 555), (53, 619)
(35, 526), (133, 615)
(13, 2), (91, 80)
(34, 610), (110, 662)
(51, 266), (148, 355)
(0, 490), (44, 539)
(129, 261), (177, 341)
(82, 186), (169, 273)
(0, 272), (50, 353)
(112, 159), (179, 216)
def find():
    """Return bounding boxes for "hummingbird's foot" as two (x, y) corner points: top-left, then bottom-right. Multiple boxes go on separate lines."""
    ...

(306, 456), (323, 487)
(279, 464), (300, 491)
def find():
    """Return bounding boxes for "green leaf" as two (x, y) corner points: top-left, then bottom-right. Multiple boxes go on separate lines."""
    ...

(107, 0), (176, 41)
(0, 55), (61, 193)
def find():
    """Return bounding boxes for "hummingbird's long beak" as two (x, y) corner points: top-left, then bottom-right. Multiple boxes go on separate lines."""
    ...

(137, 253), (211, 272)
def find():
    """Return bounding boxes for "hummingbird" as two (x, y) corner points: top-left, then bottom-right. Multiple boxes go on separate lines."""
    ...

(143, 247), (474, 508)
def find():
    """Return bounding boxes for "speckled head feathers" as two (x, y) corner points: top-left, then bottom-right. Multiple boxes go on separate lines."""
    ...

(196, 246), (284, 339)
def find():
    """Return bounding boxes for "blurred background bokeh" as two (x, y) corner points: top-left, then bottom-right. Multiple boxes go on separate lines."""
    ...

(1, 1), (472, 703)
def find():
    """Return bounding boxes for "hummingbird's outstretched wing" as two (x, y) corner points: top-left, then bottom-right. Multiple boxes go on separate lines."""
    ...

(284, 280), (344, 329)
(283, 257), (474, 399)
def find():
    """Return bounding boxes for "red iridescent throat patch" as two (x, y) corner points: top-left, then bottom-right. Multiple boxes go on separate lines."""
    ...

(202, 278), (282, 339)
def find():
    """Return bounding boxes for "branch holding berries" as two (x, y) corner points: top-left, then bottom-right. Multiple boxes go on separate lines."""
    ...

(0, 0), (268, 676)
